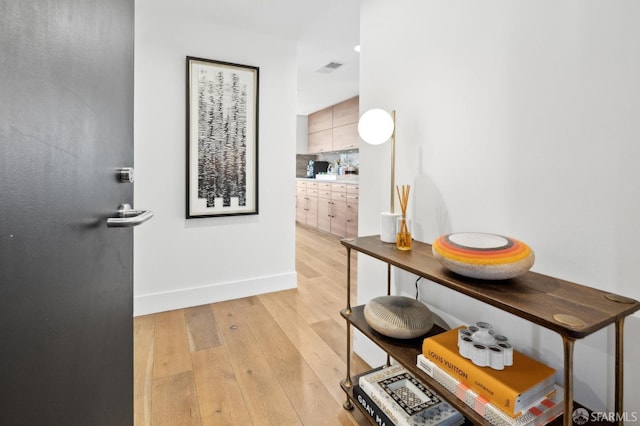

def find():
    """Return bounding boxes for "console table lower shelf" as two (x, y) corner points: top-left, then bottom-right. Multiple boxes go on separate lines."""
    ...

(340, 305), (613, 426)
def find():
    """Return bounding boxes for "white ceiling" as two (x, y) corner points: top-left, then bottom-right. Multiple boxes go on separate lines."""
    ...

(162, 0), (360, 115)
(294, 0), (360, 115)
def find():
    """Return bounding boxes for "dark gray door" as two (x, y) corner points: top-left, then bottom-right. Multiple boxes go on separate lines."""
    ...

(1, 1), (135, 424)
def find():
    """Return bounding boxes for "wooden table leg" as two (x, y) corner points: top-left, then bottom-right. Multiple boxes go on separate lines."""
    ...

(343, 321), (354, 409)
(615, 318), (625, 426)
(345, 247), (352, 315)
(343, 245), (353, 410)
(386, 263), (391, 367)
(562, 336), (575, 426)
(387, 263), (391, 295)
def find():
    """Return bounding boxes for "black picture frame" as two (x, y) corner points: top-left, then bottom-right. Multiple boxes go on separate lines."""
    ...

(186, 56), (259, 218)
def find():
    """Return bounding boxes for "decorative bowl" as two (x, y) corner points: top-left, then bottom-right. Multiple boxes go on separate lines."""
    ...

(364, 295), (434, 339)
(432, 232), (534, 280)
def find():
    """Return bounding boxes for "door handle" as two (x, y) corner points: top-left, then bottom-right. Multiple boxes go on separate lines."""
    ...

(107, 203), (153, 227)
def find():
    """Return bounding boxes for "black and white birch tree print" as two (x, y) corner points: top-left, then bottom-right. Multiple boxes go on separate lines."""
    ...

(197, 68), (248, 208)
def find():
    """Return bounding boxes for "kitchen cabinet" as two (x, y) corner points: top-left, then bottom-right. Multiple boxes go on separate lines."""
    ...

(312, 182), (358, 238)
(339, 236), (640, 426)
(308, 106), (332, 133)
(332, 123), (359, 151)
(316, 183), (332, 233)
(332, 97), (360, 151)
(308, 129), (332, 154)
(332, 96), (359, 128)
(307, 96), (359, 153)
(297, 179), (358, 237)
(295, 181), (317, 227)
(346, 185), (358, 238)
(330, 184), (348, 238)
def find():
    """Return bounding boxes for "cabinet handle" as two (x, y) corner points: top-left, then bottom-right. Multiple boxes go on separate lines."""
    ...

(347, 204), (351, 222)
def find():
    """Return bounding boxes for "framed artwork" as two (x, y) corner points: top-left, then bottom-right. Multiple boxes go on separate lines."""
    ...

(186, 56), (259, 218)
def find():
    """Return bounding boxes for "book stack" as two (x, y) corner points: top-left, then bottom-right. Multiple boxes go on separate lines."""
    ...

(358, 365), (464, 426)
(417, 354), (563, 426)
(420, 327), (563, 425)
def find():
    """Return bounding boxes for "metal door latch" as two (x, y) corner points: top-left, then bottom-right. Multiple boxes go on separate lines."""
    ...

(117, 167), (134, 183)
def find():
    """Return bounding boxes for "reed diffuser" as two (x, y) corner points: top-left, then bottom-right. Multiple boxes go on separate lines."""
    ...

(396, 184), (411, 250)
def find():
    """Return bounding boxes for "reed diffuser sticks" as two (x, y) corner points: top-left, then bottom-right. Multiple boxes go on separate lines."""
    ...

(396, 184), (410, 217)
(396, 184), (411, 250)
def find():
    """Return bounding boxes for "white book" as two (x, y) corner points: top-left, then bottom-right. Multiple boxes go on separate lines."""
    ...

(417, 354), (564, 426)
(359, 365), (464, 426)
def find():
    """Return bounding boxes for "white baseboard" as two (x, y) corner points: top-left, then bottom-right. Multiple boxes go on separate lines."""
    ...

(133, 272), (297, 316)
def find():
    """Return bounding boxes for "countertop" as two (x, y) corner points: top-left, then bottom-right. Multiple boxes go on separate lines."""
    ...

(296, 176), (359, 184)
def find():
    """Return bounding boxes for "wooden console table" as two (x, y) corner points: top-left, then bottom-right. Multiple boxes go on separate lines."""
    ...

(340, 235), (640, 426)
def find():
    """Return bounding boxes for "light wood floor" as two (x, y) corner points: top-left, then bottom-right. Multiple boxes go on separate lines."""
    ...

(134, 224), (371, 425)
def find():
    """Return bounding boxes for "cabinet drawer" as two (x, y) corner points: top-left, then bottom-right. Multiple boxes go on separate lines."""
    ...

(306, 182), (317, 190)
(296, 181), (307, 190)
(347, 184), (359, 195)
(317, 189), (331, 199)
(317, 182), (332, 191)
(331, 183), (347, 192)
(346, 194), (358, 203)
(307, 188), (318, 197)
(331, 192), (347, 202)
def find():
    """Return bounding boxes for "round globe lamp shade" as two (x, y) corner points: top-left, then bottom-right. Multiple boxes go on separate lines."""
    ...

(358, 109), (394, 145)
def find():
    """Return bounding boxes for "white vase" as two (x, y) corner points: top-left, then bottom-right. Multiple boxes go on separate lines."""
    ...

(380, 212), (401, 242)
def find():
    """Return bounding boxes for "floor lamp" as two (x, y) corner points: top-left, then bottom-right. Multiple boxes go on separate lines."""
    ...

(358, 108), (400, 242)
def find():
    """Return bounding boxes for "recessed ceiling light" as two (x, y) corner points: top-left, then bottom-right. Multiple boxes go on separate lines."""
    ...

(354, 45), (360, 53)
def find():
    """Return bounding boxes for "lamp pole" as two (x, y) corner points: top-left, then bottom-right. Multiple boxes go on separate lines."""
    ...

(390, 110), (396, 214)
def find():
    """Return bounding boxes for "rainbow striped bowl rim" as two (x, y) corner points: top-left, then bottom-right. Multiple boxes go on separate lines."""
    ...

(432, 232), (535, 280)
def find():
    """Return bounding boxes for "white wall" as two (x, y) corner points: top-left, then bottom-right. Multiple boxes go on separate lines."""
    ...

(358, 0), (640, 414)
(133, 1), (297, 315)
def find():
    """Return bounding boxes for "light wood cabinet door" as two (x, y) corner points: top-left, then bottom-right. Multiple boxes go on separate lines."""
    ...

(332, 123), (359, 151)
(308, 106), (332, 133)
(296, 180), (357, 237)
(346, 195), (358, 237)
(308, 129), (332, 154)
(296, 190), (306, 223)
(305, 195), (318, 228)
(328, 183), (348, 237)
(331, 200), (348, 238)
(295, 181), (318, 227)
(317, 199), (331, 233)
(308, 96), (358, 154)
(332, 96), (359, 127)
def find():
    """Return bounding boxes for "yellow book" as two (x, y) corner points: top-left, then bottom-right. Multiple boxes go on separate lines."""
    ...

(422, 327), (556, 417)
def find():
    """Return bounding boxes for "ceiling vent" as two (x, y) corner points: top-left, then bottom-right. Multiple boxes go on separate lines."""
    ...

(317, 62), (343, 74)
